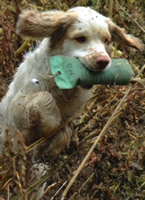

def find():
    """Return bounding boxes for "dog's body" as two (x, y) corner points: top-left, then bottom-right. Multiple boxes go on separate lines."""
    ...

(0, 7), (143, 155)
(0, 38), (91, 155)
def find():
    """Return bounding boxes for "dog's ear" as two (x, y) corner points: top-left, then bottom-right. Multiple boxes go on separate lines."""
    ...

(16, 10), (77, 39)
(107, 20), (144, 51)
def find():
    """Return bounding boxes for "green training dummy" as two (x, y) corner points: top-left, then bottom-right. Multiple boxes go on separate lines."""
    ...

(49, 56), (134, 89)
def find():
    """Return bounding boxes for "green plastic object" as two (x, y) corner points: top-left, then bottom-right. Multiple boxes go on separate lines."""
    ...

(49, 56), (134, 89)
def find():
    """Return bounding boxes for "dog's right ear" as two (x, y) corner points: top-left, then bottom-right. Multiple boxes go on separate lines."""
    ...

(107, 20), (144, 51)
(16, 10), (77, 39)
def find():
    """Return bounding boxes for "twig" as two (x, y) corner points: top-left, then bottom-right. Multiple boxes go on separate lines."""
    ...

(61, 86), (132, 200)
(138, 65), (145, 77)
(69, 173), (94, 200)
(78, 172), (94, 193)
(50, 181), (67, 200)
(127, 132), (137, 140)
(43, 182), (58, 196)
(1, 178), (11, 190)
(7, 183), (10, 200)
(108, 0), (114, 18)
(15, 40), (30, 55)
(95, 0), (101, 10)
(22, 0), (43, 9)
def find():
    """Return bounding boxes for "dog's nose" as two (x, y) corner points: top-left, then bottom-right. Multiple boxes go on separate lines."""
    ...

(96, 56), (110, 70)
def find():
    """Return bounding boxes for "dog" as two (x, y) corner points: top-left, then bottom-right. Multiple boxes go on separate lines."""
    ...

(0, 7), (143, 156)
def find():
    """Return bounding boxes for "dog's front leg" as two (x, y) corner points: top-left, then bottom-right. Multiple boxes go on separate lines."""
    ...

(7, 91), (62, 145)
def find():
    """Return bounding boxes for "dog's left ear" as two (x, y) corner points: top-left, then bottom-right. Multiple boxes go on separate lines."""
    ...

(16, 10), (77, 39)
(107, 20), (144, 51)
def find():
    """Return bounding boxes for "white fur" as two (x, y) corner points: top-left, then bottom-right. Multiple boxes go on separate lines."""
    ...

(0, 6), (142, 155)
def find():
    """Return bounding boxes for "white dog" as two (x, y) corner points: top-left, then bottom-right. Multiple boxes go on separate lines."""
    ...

(0, 7), (143, 156)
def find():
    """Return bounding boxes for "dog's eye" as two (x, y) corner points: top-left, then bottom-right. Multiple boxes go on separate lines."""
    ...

(74, 36), (87, 43)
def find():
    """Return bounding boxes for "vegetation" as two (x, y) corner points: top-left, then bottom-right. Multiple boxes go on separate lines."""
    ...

(0, 0), (145, 199)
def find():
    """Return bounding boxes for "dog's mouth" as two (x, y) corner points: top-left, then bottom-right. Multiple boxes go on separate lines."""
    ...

(79, 56), (111, 72)
(78, 59), (111, 89)
(86, 62), (111, 72)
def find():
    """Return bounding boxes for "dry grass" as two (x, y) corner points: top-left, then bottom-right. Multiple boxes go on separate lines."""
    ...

(0, 82), (145, 199)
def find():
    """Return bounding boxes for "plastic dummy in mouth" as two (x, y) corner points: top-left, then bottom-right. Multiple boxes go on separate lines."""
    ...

(48, 56), (135, 89)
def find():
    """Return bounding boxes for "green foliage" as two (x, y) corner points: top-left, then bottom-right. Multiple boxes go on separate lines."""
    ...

(88, 0), (98, 6)
(129, 0), (136, 3)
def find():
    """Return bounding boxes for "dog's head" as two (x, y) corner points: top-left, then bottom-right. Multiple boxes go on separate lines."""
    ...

(17, 7), (144, 72)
